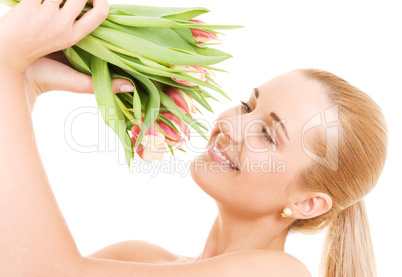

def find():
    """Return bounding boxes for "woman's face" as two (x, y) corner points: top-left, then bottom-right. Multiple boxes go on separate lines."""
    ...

(190, 70), (331, 216)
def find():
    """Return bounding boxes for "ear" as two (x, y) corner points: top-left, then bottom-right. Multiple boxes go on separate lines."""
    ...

(292, 193), (332, 219)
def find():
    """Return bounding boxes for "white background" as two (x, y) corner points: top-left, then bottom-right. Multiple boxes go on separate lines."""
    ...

(1, 0), (401, 276)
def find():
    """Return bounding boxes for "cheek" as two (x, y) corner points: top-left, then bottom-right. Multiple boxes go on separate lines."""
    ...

(228, 170), (292, 214)
(238, 137), (284, 174)
(228, 148), (294, 208)
(241, 137), (272, 157)
(189, 154), (294, 216)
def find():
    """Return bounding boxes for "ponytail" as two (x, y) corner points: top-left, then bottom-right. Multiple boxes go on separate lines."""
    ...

(320, 200), (376, 277)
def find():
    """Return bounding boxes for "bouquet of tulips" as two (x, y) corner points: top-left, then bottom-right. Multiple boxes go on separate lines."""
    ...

(0, 0), (239, 166)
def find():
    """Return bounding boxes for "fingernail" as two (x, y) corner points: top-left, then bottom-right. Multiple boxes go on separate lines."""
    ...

(120, 85), (134, 92)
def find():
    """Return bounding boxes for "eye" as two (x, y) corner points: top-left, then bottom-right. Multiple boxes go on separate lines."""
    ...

(262, 127), (276, 145)
(241, 100), (277, 147)
(240, 101), (252, 113)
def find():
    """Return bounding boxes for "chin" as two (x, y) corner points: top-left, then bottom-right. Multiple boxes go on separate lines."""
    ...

(189, 152), (236, 202)
(189, 153), (208, 187)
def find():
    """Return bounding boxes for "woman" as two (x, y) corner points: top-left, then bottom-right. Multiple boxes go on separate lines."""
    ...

(0, 0), (387, 276)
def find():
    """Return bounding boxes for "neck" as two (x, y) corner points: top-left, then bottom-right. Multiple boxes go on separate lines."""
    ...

(196, 205), (290, 261)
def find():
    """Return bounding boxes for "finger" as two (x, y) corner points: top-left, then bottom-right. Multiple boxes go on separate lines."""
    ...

(40, 0), (62, 14)
(111, 79), (135, 95)
(54, 69), (134, 95)
(19, 0), (42, 6)
(69, 76), (134, 95)
(70, 0), (109, 43)
(32, 58), (133, 95)
(34, 58), (94, 94)
(41, 0), (62, 6)
(61, 0), (88, 20)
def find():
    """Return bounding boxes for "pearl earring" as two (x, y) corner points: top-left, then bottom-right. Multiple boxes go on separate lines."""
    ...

(281, 207), (293, 218)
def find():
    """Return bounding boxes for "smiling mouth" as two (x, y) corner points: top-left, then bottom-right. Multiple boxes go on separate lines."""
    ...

(207, 144), (239, 171)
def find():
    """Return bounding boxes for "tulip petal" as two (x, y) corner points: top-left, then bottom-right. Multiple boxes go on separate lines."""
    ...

(165, 87), (191, 115)
(160, 112), (190, 140)
(189, 19), (220, 44)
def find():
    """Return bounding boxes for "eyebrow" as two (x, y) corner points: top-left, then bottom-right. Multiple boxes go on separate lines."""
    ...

(254, 88), (290, 142)
(254, 88), (259, 98)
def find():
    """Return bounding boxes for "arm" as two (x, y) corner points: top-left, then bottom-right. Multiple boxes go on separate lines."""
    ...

(0, 44), (83, 277)
(0, 0), (108, 276)
(88, 240), (182, 263)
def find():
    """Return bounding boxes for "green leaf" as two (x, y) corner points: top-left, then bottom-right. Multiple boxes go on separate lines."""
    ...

(101, 20), (196, 54)
(176, 147), (187, 153)
(106, 15), (186, 28)
(63, 46), (92, 75)
(172, 28), (197, 45)
(0, 0), (18, 7)
(111, 51), (230, 99)
(203, 65), (228, 73)
(74, 35), (160, 146)
(89, 56), (134, 166)
(195, 106), (203, 115)
(175, 20), (243, 30)
(119, 93), (134, 105)
(193, 45), (233, 59)
(110, 73), (142, 127)
(163, 10), (210, 21)
(90, 26), (231, 66)
(199, 88), (219, 101)
(109, 4), (209, 19)
(114, 94), (136, 126)
(180, 88), (214, 112)
(168, 145), (175, 155)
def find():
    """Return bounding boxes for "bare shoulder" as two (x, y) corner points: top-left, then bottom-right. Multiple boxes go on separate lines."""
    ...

(87, 240), (187, 264)
(87, 242), (311, 276)
(196, 249), (312, 277)
(248, 250), (312, 277)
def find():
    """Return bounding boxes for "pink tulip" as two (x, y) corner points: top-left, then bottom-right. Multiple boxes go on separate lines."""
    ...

(171, 65), (207, 87)
(131, 123), (165, 161)
(158, 112), (190, 148)
(161, 112), (190, 140)
(158, 121), (185, 148)
(165, 87), (196, 118)
(189, 19), (220, 44)
(200, 67), (216, 84)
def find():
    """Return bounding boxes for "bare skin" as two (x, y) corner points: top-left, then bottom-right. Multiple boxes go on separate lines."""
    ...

(87, 71), (334, 276)
(0, 1), (329, 276)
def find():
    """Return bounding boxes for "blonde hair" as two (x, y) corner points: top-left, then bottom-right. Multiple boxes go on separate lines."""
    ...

(291, 69), (388, 277)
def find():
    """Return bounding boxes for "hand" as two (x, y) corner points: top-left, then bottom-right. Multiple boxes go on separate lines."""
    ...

(0, 0), (108, 73)
(24, 52), (134, 111)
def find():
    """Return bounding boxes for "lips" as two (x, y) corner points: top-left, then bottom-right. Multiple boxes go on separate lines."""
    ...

(206, 142), (239, 171)
(215, 142), (236, 164)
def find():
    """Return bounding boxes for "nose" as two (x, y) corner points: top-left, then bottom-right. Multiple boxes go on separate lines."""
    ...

(216, 106), (270, 153)
(217, 115), (242, 146)
(216, 104), (252, 150)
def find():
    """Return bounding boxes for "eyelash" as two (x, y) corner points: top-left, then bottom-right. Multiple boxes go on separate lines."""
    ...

(240, 101), (275, 145)
(240, 101), (252, 113)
